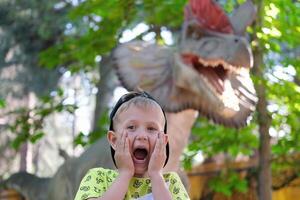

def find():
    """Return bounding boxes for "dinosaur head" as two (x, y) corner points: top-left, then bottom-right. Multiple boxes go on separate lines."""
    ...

(171, 0), (257, 127)
(112, 0), (257, 128)
(174, 25), (257, 124)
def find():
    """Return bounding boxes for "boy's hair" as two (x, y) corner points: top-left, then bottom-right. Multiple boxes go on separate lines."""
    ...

(112, 97), (165, 128)
(109, 91), (169, 168)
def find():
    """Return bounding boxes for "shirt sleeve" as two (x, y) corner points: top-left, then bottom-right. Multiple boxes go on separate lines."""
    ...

(168, 172), (190, 200)
(74, 168), (106, 200)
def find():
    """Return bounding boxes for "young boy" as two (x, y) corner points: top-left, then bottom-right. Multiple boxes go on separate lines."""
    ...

(74, 91), (189, 200)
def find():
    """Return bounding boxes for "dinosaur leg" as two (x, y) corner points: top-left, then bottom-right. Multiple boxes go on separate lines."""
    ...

(163, 109), (198, 188)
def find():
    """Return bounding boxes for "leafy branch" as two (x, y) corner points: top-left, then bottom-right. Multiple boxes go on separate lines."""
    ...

(1, 88), (78, 150)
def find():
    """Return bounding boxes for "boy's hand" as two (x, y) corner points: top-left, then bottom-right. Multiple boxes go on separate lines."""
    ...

(148, 132), (167, 177)
(114, 131), (134, 177)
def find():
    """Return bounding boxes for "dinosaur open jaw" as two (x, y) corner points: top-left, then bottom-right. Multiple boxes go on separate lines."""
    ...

(194, 61), (227, 94)
(182, 54), (240, 95)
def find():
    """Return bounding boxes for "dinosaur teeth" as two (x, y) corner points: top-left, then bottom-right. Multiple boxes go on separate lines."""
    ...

(200, 75), (217, 93)
(200, 59), (211, 67)
(219, 62), (238, 73)
(222, 62), (234, 70)
(221, 80), (240, 111)
(198, 57), (241, 73)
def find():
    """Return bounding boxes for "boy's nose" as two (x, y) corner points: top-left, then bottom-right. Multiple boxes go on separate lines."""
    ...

(135, 132), (147, 141)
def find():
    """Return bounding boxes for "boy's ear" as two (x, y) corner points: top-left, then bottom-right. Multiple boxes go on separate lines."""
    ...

(107, 131), (117, 149)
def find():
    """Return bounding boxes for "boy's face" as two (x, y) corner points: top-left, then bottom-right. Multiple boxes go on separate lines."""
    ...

(109, 104), (167, 177)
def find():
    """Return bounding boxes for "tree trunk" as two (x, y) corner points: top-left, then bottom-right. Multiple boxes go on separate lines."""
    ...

(19, 91), (36, 172)
(92, 56), (117, 131)
(19, 142), (28, 172)
(252, 1), (272, 200)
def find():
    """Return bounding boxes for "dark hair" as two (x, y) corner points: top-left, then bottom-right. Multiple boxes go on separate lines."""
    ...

(109, 91), (169, 168)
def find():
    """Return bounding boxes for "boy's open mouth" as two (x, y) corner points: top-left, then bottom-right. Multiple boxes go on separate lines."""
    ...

(133, 148), (148, 162)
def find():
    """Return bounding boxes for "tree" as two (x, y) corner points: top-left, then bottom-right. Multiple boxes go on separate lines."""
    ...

(0, 0), (71, 177)
(253, 1), (300, 200)
(1, 0), (299, 200)
(185, 0), (300, 199)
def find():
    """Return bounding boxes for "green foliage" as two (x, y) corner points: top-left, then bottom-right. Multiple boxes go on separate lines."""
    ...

(40, 0), (186, 72)
(187, 118), (258, 159)
(268, 81), (300, 156)
(258, 0), (300, 160)
(182, 117), (258, 195)
(209, 170), (248, 196)
(0, 0), (69, 96)
(40, 0), (136, 71)
(0, 98), (6, 108)
(8, 89), (78, 150)
(143, 0), (187, 27)
(182, 149), (198, 170)
(73, 110), (109, 147)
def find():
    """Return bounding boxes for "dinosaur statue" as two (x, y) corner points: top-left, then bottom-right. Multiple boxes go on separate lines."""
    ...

(1, 1), (258, 200)
(113, 0), (257, 128)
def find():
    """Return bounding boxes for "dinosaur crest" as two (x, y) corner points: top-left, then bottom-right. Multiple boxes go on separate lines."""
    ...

(113, 0), (257, 128)
(185, 0), (233, 33)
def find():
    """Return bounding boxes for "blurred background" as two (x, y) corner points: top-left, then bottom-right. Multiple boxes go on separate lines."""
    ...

(0, 0), (299, 200)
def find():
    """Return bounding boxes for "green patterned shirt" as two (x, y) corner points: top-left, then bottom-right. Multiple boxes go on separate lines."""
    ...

(74, 167), (190, 200)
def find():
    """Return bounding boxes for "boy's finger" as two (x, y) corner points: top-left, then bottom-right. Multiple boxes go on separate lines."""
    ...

(124, 135), (130, 154)
(115, 133), (121, 150)
(116, 131), (125, 151)
(158, 132), (164, 152)
(120, 131), (126, 149)
(154, 132), (162, 153)
(123, 131), (128, 149)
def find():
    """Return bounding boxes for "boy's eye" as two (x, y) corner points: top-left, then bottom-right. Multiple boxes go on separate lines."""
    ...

(147, 127), (157, 132)
(127, 125), (135, 130)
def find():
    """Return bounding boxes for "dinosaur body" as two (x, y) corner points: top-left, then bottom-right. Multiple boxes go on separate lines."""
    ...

(113, 0), (258, 128)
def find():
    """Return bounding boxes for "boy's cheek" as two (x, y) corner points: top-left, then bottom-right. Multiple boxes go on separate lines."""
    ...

(126, 137), (134, 152)
(147, 134), (158, 144)
(150, 138), (158, 151)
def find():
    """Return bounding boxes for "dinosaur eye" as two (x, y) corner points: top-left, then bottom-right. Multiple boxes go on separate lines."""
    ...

(200, 40), (218, 54)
